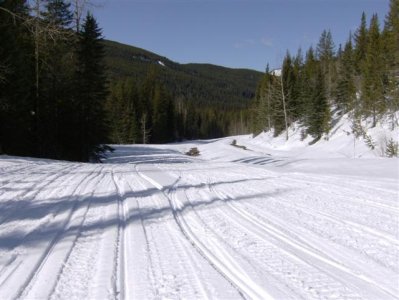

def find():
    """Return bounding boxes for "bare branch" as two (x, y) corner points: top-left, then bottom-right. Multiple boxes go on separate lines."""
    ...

(0, 6), (25, 24)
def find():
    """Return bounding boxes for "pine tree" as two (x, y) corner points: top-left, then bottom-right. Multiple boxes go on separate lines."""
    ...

(106, 79), (140, 144)
(282, 52), (294, 122)
(354, 12), (368, 74)
(39, 0), (74, 158)
(0, 0), (35, 155)
(292, 48), (305, 119)
(124, 79), (140, 144)
(42, 0), (73, 28)
(74, 13), (108, 161)
(300, 46), (318, 127)
(336, 34), (357, 113)
(268, 74), (287, 137)
(152, 84), (172, 143)
(307, 67), (331, 140)
(316, 29), (336, 100)
(361, 14), (386, 127)
(383, 0), (399, 127)
(253, 65), (272, 134)
(383, 0), (399, 71)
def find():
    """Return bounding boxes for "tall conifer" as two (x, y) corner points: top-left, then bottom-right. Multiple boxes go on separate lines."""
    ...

(354, 12), (368, 74)
(74, 13), (108, 161)
(336, 35), (357, 113)
(361, 14), (385, 126)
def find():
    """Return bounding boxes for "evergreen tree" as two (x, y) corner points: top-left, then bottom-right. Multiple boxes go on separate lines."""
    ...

(42, 0), (73, 28)
(252, 5), (397, 140)
(336, 35), (357, 113)
(300, 46), (318, 127)
(106, 79), (139, 144)
(253, 65), (272, 134)
(39, 0), (74, 158)
(151, 84), (174, 143)
(282, 51), (303, 121)
(383, 0), (399, 71)
(354, 12), (368, 74)
(267, 74), (287, 137)
(292, 48), (306, 119)
(0, 0), (35, 155)
(74, 13), (108, 161)
(307, 67), (331, 139)
(361, 14), (386, 126)
(316, 29), (336, 100)
(383, 0), (399, 127)
(282, 52), (294, 122)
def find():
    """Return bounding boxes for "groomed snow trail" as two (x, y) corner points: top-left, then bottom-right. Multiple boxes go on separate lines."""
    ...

(0, 142), (397, 300)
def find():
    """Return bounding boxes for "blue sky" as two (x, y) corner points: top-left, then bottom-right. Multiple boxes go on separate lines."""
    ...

(92, 0), (390, 72)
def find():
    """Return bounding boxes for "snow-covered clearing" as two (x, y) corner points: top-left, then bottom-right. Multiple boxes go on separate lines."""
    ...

(0, 127), (398, 299)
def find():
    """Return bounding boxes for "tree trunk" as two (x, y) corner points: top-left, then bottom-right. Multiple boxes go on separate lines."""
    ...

(280, 75), (289, 140)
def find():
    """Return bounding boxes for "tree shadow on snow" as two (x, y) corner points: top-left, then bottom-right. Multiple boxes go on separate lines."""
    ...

(0, 175), (292, 252)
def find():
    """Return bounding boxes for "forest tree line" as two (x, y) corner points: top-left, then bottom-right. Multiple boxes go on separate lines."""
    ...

(106, 70), (252, 145)
(252, 0), (399, 141)
(0, 0), (253, 162)
(0, 0), (108, 161)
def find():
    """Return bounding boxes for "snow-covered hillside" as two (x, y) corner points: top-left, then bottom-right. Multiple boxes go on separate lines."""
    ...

(250, 113), (398, 159)
(0, 118), (398, 299)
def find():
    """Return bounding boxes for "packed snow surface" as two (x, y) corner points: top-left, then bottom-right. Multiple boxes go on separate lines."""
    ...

(0, 134), (398, 299)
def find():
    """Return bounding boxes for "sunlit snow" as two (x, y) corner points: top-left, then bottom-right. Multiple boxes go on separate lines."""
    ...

(0, 115), (397, 299)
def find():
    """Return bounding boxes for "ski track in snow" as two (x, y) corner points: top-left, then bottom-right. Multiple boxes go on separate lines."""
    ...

(0, 142), (397, 300)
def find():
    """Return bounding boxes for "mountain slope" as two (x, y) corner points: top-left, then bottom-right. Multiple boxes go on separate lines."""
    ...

(103, 40), (263, 107)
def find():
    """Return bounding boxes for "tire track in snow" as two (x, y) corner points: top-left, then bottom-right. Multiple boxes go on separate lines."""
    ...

(132, 198), (158, 297)
(158, 161), (398, 288)
(209, 186), (396, 300)
(225, 180), (399, 273)
(111, 169), (128, 300)
(0, 163), (42, 190)
(135, 167), (266, 300)
(0, 162), (73, 197)
(123, 175), (158, 299)
(276, 173), (398, 211)
(180, 182), (358, 299)
(230, 160), (397, 197)
(190, 167), (398, 297)
(194, 166), (398, 261)
(0, 164), (83, 283)
(0, 163), (79, 226)
(48, 167), (112, 300)
(163, 163), (396, 300)
(134, 167), (215, 299)
(0, 164), (83, 286)
(7, 165), (105, 299)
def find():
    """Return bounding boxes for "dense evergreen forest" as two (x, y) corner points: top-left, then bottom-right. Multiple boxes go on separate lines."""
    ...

(103, 41), (262, 144)
(0, 0), (261, 161)
(252, 0), (399, 142)
(0, 0), (109, 161)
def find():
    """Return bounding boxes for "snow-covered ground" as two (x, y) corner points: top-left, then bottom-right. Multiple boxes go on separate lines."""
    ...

(0, 119), (398, 299)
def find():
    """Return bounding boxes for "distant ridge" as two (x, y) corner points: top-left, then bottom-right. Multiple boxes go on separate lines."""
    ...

(103, 40), (263, 107)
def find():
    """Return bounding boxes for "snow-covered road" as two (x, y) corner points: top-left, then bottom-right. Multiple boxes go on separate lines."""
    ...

(0, 140), (398, 299)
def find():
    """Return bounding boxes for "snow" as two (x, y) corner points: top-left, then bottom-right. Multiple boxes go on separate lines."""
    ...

(158, 60), (165, 67)
(0, 116), (398, 299)
(271, 68), (282, 76)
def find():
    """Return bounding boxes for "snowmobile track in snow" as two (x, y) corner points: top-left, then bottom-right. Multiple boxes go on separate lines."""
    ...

(14, 166), (106, 299)
(136, 167), (265, 299)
